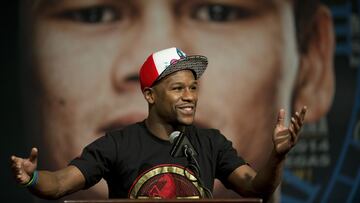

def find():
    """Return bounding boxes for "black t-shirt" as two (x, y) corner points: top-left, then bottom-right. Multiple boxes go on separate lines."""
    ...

(70, 121), (245, 199)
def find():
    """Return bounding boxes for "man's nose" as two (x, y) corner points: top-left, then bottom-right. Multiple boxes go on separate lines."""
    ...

(182, 89), (197, 102)
(111, 55), (140, 93)
(111, 1), (191, 94)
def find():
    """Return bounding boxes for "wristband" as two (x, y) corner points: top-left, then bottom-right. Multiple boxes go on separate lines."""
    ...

(22, 170), (38, 187)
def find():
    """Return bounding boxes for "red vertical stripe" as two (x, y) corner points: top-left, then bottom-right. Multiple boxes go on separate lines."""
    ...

(140, 55), (159, 90)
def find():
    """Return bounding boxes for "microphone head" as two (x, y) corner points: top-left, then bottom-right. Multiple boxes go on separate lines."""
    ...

(169, 131), (181, 144)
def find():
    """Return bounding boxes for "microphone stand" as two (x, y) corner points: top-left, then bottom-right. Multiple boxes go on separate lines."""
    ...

(183, 144), (213, 199)
(170, 131), (213, 198)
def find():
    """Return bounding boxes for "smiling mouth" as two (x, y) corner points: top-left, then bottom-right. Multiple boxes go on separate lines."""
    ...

(177, 105), (195, 115)
(179, 106), (194, 111)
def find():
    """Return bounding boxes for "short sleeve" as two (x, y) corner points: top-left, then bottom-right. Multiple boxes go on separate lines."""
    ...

(69, 133), (117, 189)
(214, 131), (245, 187)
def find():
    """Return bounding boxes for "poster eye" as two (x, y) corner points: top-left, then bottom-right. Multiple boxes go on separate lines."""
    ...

(60, 6), (120, 24)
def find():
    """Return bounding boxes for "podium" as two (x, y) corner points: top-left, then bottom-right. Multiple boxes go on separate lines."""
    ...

(64, 199), (262, 203)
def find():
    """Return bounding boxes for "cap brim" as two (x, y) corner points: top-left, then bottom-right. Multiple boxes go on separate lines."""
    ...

(154, 55), (208, 85)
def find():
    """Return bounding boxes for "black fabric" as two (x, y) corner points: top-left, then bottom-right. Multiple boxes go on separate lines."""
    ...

(70, 121), (245, 198)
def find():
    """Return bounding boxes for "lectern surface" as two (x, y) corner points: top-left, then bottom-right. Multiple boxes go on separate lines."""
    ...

(64, 199), (262, 203)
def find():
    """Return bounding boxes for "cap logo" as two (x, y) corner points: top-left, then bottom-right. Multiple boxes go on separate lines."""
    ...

(170, 59), (179, 65)
(176, 48), (186, 59)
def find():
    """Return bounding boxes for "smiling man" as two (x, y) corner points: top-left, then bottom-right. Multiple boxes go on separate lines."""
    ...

(18, 0), (334, 201)
(11, 47), (306, 201)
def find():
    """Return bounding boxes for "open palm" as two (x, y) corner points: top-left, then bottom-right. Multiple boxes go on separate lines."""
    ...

(11, 148), (38, 185)
(273, 106), (307, 156)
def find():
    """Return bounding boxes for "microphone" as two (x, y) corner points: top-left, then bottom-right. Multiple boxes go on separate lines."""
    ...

(169, 131), (213, 198)
(169, 131), (198, 158)
(169, 131), (181, 144)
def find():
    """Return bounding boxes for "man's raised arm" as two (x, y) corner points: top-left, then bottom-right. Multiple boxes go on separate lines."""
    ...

(10, 147), (86, 199)
(226, 106), (307, 201)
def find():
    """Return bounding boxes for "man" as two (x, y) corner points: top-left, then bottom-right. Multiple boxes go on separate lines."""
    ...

(18, 0), (333, 200)
(11, 47), (307, 201)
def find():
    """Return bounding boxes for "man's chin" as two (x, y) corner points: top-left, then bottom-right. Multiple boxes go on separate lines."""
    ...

(177, 117), (194, 126)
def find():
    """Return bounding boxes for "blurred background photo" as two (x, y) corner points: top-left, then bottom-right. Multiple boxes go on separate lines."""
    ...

(1, 0), (359, 202)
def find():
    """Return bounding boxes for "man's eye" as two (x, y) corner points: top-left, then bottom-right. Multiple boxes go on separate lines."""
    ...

(172, 86), (183, 91)
(190, 85), (198, 91)
(191, 4), (251, 22)
(60, 6), (120, 24)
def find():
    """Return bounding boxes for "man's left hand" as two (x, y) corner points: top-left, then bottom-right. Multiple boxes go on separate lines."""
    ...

(273, 106), (307, 157)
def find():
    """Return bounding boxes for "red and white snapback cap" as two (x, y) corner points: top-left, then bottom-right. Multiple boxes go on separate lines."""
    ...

(139, 47), (208, 91)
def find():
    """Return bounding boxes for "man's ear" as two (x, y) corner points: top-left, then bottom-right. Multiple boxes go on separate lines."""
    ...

(143, 87), (155, 104)
(293, 5), (335, 122)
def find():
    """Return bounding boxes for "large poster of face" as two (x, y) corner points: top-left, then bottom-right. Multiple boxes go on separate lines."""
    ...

(2, 0), (359, 202)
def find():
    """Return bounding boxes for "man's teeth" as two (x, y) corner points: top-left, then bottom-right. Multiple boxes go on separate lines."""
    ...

(179, 106), (193, 111)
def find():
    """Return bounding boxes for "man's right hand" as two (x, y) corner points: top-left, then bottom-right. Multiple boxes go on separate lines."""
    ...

(11, 147), (38, 185)
(10, 148), (86, 199)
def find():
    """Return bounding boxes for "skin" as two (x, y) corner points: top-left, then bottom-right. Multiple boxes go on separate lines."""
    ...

(143, 70), (200, 139)
(18, 0), (334, 199)
(11, 70), (307, 201)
